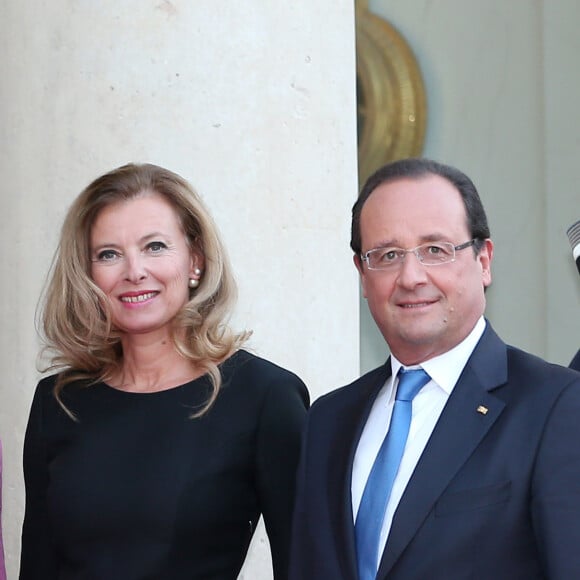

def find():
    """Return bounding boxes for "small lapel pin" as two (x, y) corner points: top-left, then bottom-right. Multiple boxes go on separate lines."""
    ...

(476, 405), (489, 415)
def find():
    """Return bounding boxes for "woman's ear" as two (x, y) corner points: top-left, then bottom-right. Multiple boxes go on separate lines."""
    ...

(188, 251), (205, 288)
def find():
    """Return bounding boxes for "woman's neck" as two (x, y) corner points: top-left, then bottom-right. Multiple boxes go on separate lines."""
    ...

(110, 331), (203, 393)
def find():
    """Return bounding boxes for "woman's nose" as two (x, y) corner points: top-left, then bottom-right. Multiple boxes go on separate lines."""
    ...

(124, 253), (148, 283)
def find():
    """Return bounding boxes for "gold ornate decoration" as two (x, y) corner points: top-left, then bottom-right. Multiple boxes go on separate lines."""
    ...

(356, 0), (427, 185)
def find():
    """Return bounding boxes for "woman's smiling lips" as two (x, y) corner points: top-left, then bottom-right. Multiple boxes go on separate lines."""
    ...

(119, 291), (159, 304)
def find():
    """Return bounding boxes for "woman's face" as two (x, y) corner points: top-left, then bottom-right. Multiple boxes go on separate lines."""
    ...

(89, 192), (201, 337)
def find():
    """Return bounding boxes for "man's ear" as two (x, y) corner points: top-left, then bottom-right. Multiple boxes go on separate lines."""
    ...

(478, 239), (493, 288)
(353, 253), (368, 299)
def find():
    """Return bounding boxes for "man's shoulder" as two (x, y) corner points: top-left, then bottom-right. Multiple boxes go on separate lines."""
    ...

(505, 343), (580, 386)
(473, 322), (580, 394)
(310, 364), (388, 415)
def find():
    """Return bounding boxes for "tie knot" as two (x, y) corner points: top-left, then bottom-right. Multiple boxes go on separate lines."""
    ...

(396, 368), (430, 401)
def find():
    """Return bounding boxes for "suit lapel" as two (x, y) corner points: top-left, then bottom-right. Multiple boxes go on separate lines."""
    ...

(377, 325), (508, 578)
(327, 363), (391, 580)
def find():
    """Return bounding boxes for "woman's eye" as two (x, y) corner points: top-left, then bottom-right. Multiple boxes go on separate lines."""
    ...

(96, 249), (119, 261)
(147, 241), (168, 253)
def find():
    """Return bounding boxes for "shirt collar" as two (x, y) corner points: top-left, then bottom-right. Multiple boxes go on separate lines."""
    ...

(390, 317), (486, 395)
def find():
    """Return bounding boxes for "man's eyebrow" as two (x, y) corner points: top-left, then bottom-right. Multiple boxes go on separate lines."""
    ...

(368, 233), (450, 249)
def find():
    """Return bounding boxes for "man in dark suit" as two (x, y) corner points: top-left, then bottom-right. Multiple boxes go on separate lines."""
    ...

(289, 158), (580, 579)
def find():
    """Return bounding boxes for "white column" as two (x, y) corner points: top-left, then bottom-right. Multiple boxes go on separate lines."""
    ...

(0, 3), (359, 578)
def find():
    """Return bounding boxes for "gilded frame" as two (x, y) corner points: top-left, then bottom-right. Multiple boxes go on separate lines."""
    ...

(356, 2), (427, 184)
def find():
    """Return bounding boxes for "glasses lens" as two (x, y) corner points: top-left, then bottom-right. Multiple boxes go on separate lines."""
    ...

(367, 248), (401, 269)
(417, 242), (455, 265)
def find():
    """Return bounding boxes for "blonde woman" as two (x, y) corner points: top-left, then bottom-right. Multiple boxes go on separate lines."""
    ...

(20, 163), (309, 579)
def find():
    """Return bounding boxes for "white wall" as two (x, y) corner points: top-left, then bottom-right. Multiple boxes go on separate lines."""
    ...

(361, 0), (580, 373)
(0, 3), (359, 578)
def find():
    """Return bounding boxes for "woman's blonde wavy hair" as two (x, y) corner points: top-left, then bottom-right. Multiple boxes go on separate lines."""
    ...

(39, 163), (248, 417)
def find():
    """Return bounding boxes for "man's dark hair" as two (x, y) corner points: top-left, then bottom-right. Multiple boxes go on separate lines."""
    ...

(350, 158), (491, 255)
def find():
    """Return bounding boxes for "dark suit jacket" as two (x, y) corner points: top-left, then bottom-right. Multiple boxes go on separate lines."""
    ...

(289, 323), (580, 579)
(570, 349), (580, 372)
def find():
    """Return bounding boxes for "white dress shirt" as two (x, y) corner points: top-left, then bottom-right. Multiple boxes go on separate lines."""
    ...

(351, 317), (486, 572)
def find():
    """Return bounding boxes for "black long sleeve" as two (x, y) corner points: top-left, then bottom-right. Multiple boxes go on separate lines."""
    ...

(20, 350), (309, 580)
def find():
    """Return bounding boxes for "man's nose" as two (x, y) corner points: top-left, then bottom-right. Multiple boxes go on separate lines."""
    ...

(396, 250), (428, 288)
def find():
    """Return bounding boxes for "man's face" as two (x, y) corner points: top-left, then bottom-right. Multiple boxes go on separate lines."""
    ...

(355, 174), (493, 365)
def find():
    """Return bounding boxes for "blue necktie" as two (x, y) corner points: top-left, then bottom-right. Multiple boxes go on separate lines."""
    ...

(355, 368), (430, 580)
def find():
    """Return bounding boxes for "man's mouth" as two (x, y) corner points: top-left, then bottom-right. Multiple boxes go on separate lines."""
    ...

(399, 299), (435, 309)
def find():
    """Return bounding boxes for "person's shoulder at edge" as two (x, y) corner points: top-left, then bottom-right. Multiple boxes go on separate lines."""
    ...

(569, 349), (580, 372)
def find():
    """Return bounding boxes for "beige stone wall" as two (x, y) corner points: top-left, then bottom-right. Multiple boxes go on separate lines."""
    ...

(0, 3), (358, 578)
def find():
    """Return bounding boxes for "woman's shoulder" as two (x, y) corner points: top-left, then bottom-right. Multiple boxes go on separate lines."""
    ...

(27, 373), (67, 420)
(32, 373), (60, 400)
(216, 350), (309, 424)
(220, 349), (308, 400)
(35, 371), (92, 393)
(32, 371), (102, 411)
(223, 349), (303, 383)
